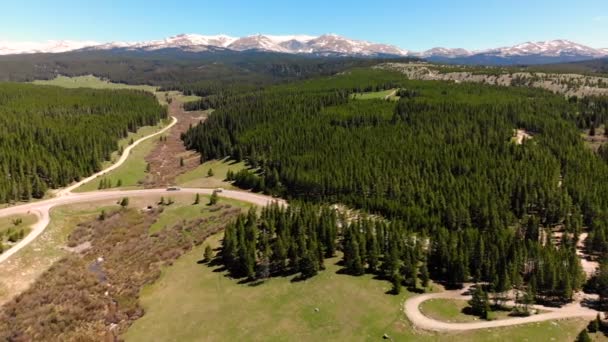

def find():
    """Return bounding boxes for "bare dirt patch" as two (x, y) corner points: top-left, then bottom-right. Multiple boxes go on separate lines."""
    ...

(582, 126), (608, 151)
(144, 99), (207, 188)
(513, 129), (532, 145)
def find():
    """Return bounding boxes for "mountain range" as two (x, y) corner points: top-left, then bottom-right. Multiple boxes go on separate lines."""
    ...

(1, 34), (606, 65)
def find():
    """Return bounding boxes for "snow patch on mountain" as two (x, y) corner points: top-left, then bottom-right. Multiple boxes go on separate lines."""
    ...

(0, 35), (606, 62)
(477, 39), (606, 58)
(0, 40), (99, 55)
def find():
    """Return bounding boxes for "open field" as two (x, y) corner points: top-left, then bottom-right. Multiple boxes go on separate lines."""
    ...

(31, 75), (198, 106)
(351, 88), (399, 100)
(419, 298), (523, 323)
(32, 75), (157, 92)
(419, 298), (478, 323)
(0, 214), (36, 249)
(148, 194), (253, 234)
(124, 233), (592, 342)
(176, 158), (247, 189)
(161, 90), (202, 103)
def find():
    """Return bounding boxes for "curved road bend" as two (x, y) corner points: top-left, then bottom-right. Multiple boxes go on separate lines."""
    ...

(0, 113), (283, 264)
(0, 188), (282, 264)
(404, 284), (598, 331)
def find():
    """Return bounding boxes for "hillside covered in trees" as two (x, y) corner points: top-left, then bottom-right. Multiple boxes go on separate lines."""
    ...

(0, 83), (166, 202)
(185, 68), (608, 302)
(0, 49), (410, 96)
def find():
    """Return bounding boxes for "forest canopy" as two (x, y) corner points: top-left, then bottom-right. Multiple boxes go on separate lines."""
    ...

(0, 83), (166, 202)
(184, 68), (608, 299)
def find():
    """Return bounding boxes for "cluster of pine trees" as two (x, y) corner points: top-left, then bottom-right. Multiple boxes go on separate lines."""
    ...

(220, 202), (584, 303)
(221, 203), (337, 280)
(0, 84), (166, 202)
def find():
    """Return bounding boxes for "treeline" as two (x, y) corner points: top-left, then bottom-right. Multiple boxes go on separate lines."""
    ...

(0, 83), (166, 202)
(221, 203), (584, 303)
(0, 49), (410, 94)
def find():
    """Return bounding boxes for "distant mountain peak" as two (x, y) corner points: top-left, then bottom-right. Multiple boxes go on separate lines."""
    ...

(0, 35), (605, 65)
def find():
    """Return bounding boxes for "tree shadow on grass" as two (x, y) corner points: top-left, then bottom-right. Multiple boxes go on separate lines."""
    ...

(248, 279), (266, 287)
(407, 286), (426, 294)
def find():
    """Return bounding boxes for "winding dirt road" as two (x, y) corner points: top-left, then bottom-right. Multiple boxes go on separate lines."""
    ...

(55, 116), (178, 197)
(0, 115), (282, 265)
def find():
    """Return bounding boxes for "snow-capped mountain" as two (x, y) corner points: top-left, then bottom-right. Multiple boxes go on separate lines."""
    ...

(423, 40), (608, 65)
(479, 39), (605, 58)
(0, 35), (605, 65)
(102, 33), (410, 57)
(302, 34), (409, 56)
(418, 47), (471, 58)
(0, 33), (410, 57)
(227, 34), (290, 53)
(0, 39), (99, 55)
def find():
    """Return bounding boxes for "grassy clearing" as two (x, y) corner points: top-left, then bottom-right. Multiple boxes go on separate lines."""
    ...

(351, 88), (399, 101)
(0, 214), (36, 235)
(124, 232), (592, 342)
(0, 214), (36, 249)
(74, 129), (166, 192)
(32, 75), (157, 92)
(176, 158), (247, 189)
(419, 298), (519, 323)
(148, 194), (253, 234)
(466, 319), (595, 342)
(97, 118), (170, 173)
(419, 298), (477, 323)
(124, 235), (415, 341)
(159, 90), (202, 104)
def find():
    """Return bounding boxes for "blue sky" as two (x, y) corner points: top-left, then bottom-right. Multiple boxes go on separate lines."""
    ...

(1, 0), (607, 50)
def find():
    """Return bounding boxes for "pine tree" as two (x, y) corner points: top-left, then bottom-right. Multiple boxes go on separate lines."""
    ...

(207, 168), (214, 177)
(203, 245), (213, 263)
(120, 197), (129, 208)
(194, 193), (200, 205)
(419, 262), (430, 289)
(469, 286), (490, 319)
(209, 191), (219, 205)
(576, 328), (591, 342)
(392, 273), (403, 295)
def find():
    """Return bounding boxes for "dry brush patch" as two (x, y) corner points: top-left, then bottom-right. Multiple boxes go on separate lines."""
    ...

(0, 205), (240, 341)
(144, 100), (207, 188)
